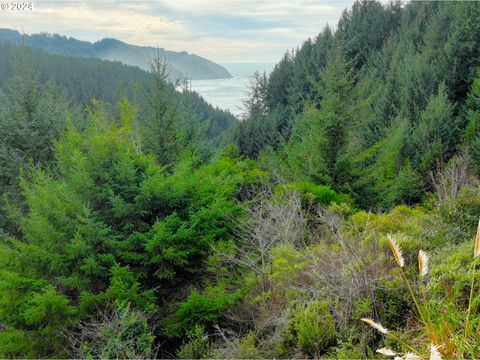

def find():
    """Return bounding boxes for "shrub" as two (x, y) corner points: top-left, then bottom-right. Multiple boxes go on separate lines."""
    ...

(434, 186), (480, 243)
(361, 229), (480, 358)
(288, 300), (336, 357)
(66, 304), (155, 359)
(177, 325), (211, 359)
(210, 330), (261, 359)
(274, 181), (353, 207)
(165, 283), (244, 338)
(235, 331), (260, 359)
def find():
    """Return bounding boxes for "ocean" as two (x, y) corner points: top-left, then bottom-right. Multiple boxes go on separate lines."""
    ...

(190, 61), (275, 118)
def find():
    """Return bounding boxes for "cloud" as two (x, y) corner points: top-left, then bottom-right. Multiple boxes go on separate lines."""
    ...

(3, 1), (189, 41)
(1, 0), (355, 62)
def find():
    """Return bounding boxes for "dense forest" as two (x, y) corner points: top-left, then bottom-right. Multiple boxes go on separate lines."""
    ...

(0, 29), (232, 80)
(2, 0), (480, 358)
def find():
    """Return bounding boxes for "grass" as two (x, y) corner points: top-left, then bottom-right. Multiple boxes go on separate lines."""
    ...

(361, 219), (480, 359)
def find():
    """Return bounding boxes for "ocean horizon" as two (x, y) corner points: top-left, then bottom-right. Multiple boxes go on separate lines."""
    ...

(191, 61), (275, 118)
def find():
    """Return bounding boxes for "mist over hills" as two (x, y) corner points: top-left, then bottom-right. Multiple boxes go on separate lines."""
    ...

(0, 28), (232, 81)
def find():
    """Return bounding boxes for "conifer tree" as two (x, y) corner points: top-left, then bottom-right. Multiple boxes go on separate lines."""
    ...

(317, 45), (354, 187)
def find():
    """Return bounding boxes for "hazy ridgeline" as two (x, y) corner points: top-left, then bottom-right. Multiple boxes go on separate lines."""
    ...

(0, 28), (233, 81)
(1, 1), (480, 358)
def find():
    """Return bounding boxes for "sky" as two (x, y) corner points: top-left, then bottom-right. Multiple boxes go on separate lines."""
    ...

(0, 0), (358, 63)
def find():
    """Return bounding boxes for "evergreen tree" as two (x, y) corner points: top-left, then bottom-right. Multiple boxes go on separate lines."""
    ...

(242, 71), (268, 120)
(142, 52), (180, 165)
(0, 100), (262, 357)
(0, 64), (69, 235)
(463, 69), (480, 171)
(316, 45), (354, 187)
(409, 83), (456, 172)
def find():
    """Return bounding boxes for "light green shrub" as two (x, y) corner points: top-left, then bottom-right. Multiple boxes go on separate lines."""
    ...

(274, 181), (353, 207)
(289, 300), (336, 357)
(177, 325), (211, 359)
(236, 331), (260, 359)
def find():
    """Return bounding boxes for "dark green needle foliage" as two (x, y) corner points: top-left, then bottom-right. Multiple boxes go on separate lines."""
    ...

(236, 0), (480, 210)
(2, 0), (480, 358)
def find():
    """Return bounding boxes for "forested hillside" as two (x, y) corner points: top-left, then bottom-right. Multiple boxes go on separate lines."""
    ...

(233, 0), (480, 210)
(2, 1), (480, 359)
(0, 29), (232, 81)
(0, 42), (236, 140)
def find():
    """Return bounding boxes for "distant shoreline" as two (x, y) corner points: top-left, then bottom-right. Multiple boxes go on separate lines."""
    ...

(191, 62), (275, 117)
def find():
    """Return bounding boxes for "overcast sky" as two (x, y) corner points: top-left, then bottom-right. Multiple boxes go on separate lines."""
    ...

(1, 0), (357, 63)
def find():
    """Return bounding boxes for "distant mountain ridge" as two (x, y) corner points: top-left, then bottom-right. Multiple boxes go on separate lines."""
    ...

(0, 29), (232, 81)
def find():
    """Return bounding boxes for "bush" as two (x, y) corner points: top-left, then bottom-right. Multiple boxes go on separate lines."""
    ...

(211, 330), (261, 359)
(177, 325), (211, 359)
(235, 332), (260, 359)
(274, 181), (353, 207)
(67, 304), (155, 359)
(434, 186), (480, 243)
(287, 300), (336, 357)
(165, 283), (244, 338)
(351, 206), (428, 237)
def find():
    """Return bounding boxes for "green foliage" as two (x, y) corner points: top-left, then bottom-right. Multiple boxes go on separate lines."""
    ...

(269, 245), (307, 295)
(76, 304), (156, 359)
(277, 47), (354, 189)
(351, 205), (429, 239)
(463, 69), (480, 171)
(445, 2), (480, 101)
(0, 272), (75, 357)
(235, 1), (480, 211)
(274, 181), (351, 207)
(177, 325), (211, 359)
(2, 1), (480, 358)
(285, 300), (336, 357)
(410, 83), (457, 171)
(386, 161), (424, 207)
(166, 282), (245, 338)
(142, 53), (189, 165)
(0, 98), (261, 357)
(23, 285), (75, 329)
(282, 107), (330, 183)
(104, 264), (156, 310)
(0, 64), (69, 234)
(434, 186), (480, 244)
(0, 42), (236, 159)
(235, 332), (261, 359)
(353, 118), (424, 209)
(144, 151), (265, 279)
